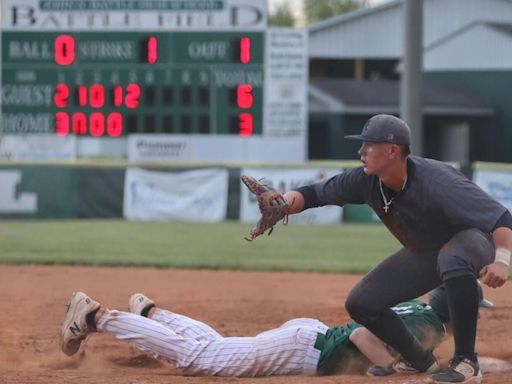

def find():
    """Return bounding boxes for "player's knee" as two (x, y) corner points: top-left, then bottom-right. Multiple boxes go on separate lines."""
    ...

(437, 249), (474, 281)
(345, 292), (379, 325)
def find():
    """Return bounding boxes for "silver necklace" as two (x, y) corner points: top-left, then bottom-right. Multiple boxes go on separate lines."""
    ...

(379, 175), (408, 213)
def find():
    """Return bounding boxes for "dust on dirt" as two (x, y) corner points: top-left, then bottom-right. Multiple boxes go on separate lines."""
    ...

(1, 265), (511, 384)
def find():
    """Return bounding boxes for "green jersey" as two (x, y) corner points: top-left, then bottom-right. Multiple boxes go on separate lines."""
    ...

(315, 300), (446, 375)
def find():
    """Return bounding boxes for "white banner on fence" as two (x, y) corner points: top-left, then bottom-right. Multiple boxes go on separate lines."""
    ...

(124, 167), (228, 222)
(473, 169), (512, 212)
(240, 168), (343, 225)
(0, 134), (76, 160)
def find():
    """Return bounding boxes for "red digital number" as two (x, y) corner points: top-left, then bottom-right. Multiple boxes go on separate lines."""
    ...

(54, 35), (75, 66)
(90, 113), (105, 137)
(72, 113), (87, 135)
(125, 83), (140, 108)
(240, 37), (251, 64)
(89, 84), (105, 108)
(54, 83), (69, 108)
(236, 84), (253, 109)
(55, 112), (70, 136)
(77, 85), (87, 107)
(239, 113), (253, 136)
(147, 36), (158, 64)
(113, 85), (124, 107)
(107, 113), (123, 137)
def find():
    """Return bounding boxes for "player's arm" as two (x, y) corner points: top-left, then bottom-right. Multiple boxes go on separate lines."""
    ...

(349, 327), (395, 367)
(480, 211), (512, 288)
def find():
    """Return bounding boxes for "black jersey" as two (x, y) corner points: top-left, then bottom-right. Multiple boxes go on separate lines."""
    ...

(307, 156), (508, 252)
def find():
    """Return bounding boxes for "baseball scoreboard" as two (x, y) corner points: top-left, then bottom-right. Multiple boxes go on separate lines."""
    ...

(1, 0), (264, 137)
(1, 0), (308, 162)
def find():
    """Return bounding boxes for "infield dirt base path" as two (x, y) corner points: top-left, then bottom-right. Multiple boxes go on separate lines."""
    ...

(1, 265), (512, 384)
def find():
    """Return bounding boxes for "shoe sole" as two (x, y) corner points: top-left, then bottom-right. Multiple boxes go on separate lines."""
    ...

(427, 375), (482, 384)
(61, 292), (99, 356)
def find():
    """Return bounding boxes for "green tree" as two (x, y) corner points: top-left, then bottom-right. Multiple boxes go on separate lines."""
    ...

(304, 0), (363, 24)
(269, 2), (296, 27)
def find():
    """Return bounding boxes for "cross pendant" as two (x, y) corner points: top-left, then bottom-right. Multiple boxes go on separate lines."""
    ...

(383, 203), (390, 213)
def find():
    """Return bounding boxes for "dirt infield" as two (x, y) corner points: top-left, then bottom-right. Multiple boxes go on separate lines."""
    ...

(1, 265), (512, 384)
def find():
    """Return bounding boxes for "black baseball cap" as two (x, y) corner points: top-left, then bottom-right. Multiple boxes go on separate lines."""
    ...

(345, 114), (411, 146)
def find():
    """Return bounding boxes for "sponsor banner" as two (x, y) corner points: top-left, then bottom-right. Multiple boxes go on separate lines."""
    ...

(264, 28), (308, 138)
(2, 0), (266, 31)
(0, 134), (76, 160)
(240, 168), (343, 225)
(473, 169), (512, 212)
(124, 167), (228, 222)
(127, 134), (304, 163)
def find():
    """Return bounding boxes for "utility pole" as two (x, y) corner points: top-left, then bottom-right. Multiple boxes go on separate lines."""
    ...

(400, 0), (423, 155)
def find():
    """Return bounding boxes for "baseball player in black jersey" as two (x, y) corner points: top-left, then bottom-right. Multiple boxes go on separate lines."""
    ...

(279, 114), (512, 384)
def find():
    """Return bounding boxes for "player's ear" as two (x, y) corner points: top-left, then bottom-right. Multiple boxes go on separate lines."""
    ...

(388, 144), (400, 159)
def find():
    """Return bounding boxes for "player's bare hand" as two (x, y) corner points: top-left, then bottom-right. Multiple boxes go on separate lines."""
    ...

(479, 262), (509, 288)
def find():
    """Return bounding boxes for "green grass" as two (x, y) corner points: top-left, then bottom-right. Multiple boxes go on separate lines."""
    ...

(0, 220), (400, 273)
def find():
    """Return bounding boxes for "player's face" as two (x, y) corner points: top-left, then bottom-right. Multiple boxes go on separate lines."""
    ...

(358, 141), (394, 175)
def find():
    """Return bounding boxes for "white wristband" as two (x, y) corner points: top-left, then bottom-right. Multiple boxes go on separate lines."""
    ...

(495, 248), (511, 267)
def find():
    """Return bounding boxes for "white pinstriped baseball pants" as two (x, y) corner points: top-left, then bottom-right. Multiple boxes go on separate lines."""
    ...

(97, 309), (328, 377)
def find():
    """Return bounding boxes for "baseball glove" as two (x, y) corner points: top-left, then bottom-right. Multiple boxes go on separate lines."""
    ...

(241, 175), (290, 241)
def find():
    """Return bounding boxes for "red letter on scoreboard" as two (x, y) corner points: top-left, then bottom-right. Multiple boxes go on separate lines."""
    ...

(72, 112), (87, 135)
(125, 83), (140, 108)
(239, 113), (253, 136)
(54, 35), (75, 66)
(240, 37), (251, 64)
(89, 113), (105, 137)
(107, 113), (123, 137)
(54, 83), (69, 108)
(236, 84), (253, 109)
(55, 112), (70, 136)
(89, 84), (105, 108)
(147, 36), (158, 64)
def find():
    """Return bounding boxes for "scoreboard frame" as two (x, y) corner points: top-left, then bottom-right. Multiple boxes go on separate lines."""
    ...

(1, 0), (266, 138)
(1, 0), (308, 163)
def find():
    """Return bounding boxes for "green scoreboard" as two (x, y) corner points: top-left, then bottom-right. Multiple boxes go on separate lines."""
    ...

(1, 0), (266, 138)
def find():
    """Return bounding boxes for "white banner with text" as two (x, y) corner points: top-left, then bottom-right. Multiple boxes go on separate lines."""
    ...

(0, 134), (76, 160)
(473, 169), (512, 212)
(127, 134), (305, 163)
(124, 167), (228, 222)
(240, 168), (343, 225)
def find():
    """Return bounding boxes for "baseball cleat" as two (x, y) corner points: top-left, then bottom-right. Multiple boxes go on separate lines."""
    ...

(60, 292), (100, 356)
(367, 355), (440, 376)
(428, 355), (482, 383)
(129, 293), (155, 317)
(366, 364), (396, 376)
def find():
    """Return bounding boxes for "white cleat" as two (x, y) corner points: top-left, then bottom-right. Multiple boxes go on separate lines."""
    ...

(60, 292), (100, 356)
(129, 293), (155, 317)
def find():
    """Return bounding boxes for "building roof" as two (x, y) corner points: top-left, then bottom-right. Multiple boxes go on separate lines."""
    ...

(423, 21), (512, 71)
(309, 78), (495, 116)
(308, 0), (512, 60)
